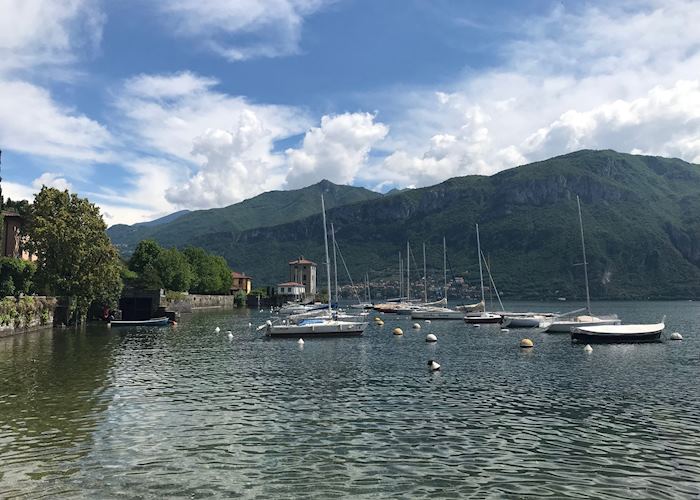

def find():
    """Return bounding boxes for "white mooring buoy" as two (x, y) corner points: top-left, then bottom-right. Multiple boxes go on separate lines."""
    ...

(426, 333), (437, 343)
(425, 320), (432, 324)
(428, 360), (441, 371)
(413, 323), (421, 330)
(520, 338), (534, 348)
(500, 328), (509, 332)
(584, 344), (593, 353)
(297, 338), (305, 345)
(393, 327), (404, 336)
(214, 326), (221, 333)
(670, 332), (683, 341)
(227, 332), (233, 340)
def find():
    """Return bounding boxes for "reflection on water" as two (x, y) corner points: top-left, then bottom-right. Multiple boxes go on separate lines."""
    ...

(1, 301), (700, 498)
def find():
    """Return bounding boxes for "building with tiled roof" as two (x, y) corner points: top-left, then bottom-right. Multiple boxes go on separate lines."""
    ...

(288, 256), (317, 295)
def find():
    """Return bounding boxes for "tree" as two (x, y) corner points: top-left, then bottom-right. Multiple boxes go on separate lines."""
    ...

(183, 246), (232, 294)
(0, 258), (35, 297)
(155, 247), (193, 292)
(129, 239), (162, 275)
(26, 187), (123, 322)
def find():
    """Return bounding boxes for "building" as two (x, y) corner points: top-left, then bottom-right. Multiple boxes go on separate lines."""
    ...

(230, 271), (252, 294)
(2, 211), (35, 261)
(276, 282), (306, 298)
(288, 256), (317, 295)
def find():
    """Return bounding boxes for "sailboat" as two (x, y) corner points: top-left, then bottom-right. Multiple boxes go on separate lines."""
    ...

(412, 238), (468, 320)
(464, 224), (504, 324)
(545, 196), (620, 333)
(264, 196), (368, 338)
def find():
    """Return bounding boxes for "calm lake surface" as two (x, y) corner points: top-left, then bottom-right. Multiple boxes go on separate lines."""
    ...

(1, 300), (699, 498)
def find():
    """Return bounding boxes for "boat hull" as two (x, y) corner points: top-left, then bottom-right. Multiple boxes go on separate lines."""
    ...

(503, 316), (543, 328)
(571, 329), (662, 344)
(411, 309), (464, 320)
(464, 314), (502, 324)
(266, 322), (368, 337)
(109, 317), (170, 327)
(546, 318), (621, 333)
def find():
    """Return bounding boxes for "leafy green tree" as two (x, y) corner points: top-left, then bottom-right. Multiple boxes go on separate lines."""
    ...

(155, 247), (193, 292)
(129, 239), (162, 275)
(183, 246), (231, 294)
(0, 258), (36, 297)
(26, 187), (123, 322)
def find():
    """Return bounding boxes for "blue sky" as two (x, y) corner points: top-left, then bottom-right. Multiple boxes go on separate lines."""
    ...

(1, 0), (700, 225)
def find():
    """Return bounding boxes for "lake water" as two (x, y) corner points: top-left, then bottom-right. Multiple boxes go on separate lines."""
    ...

(1, 301), (699, 498)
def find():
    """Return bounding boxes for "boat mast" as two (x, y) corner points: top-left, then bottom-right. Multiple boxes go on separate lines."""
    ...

(577, 195), (592, 314)
(406, 241), (410, 301)
(423, 242), (427, 304)
(399, 252), (403, 301)
(366, 273), (371, 303)
(476, 224), (485, 307)
(443, 236), (447, 302)
(321, 195), (332, 315)
(331, 222), (338, 307)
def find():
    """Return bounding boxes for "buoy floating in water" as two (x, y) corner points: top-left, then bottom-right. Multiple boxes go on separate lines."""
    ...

(670, 332), (683, 341)
(501, 328), (509, 332)
(248, 322), (252, 327)
(473, 324), (480, 328)
(520, 338), (534, 348)
(297, 338), (305, 345)
(376, 320), (384, 326)
(426, 333), (437, 343)
(425, 320), (432, 324)
(584, 344), (593, 353)
(214, 326), (221, 333)
(374, 317), (382, 322)
(227, 332), (233, 340)
(413, 323), (421, 330)
(428, 359), (441, 371)
(393, 327), (404, 336)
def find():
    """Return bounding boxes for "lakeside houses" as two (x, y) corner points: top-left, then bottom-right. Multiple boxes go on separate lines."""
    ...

(288, 257), (317, 295)
(230, 271), (252, 294)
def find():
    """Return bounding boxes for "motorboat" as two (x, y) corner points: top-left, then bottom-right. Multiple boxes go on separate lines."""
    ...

(464, 312), (503, 324)
(571, 321), (664, 344)
(502, 314), (547, 328)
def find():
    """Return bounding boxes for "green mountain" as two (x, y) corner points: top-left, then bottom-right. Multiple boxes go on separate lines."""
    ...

(108, 180), (382, 253)
(108, 150), (700, 300)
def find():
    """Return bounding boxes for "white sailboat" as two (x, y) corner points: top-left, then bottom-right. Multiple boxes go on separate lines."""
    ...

(265, 196), (368, 337)
(412, 238), (467, 320)
(546, 196), (620, 333)
(464, 224), (504, 324)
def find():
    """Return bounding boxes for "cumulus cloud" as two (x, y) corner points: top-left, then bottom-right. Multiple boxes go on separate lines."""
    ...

(32, 172), (72, 191)
(285, 113), (388, 189)
(367, 0), (700, 189)
(154, 0), (331, 61)
(165, 110), (287, 208)
(115, 72), (308, 162)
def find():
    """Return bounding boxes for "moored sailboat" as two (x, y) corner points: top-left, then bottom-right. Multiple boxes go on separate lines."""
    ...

(265, 195), (368, 338)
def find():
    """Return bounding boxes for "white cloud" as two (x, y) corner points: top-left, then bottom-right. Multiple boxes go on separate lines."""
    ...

(165, 110), (287, 208)
(369, 0), (700, 189)
(32, 172), (72, 191)
(0, 0), (103, 75)
(285, 112), (388, 189)
(154, 0), (331, 61)
(0, 80), (112, 162)
(115, 72), (308, 162)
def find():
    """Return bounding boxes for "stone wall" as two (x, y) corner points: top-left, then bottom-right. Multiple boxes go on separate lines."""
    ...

(165, 293), (235, 313)
(0, 296), (56, 338)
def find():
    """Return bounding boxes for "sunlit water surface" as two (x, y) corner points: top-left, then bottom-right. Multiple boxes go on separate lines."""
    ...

(1, 301), (699, 498)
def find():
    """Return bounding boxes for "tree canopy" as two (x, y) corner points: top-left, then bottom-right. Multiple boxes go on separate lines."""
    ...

(127, 240), (233, 294)
(26, 187), (123, 321)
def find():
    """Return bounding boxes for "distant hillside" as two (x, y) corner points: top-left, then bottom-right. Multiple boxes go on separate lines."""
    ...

(108, 180), (382, 255)
(109, 151), (700, 299)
